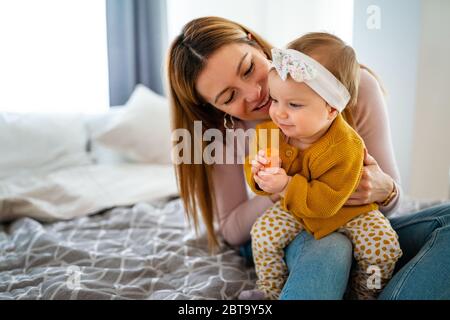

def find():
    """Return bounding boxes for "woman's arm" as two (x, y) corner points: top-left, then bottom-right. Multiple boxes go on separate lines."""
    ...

(348, 68), (402, 216)
(212, 162), (274, 246)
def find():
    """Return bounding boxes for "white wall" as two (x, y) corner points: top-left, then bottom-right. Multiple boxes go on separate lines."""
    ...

(353, 0), (422, 195)
(166, 0), (354, 47)
(353, 0), (450, 200)
(410, 0), (450, 200)
(166, 0), (264, 43)
(264, 0), (354, 47)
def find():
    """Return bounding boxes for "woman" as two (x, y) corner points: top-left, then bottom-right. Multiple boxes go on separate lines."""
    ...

(167, 16), (450, 299)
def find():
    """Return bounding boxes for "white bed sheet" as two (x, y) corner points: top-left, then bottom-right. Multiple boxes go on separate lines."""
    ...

(0, 164), (178, 222)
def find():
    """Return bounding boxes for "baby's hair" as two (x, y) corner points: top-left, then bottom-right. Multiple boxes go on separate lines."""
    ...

(287, 33), (360, 111)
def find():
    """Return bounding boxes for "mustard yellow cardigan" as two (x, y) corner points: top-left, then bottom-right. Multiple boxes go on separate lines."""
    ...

(244, 114), (378, 239)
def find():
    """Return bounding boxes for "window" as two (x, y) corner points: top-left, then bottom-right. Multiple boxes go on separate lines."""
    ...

(0, 0), (109, 113)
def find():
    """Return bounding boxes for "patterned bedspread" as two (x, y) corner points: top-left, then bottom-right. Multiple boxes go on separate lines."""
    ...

(0, 199), (256, 300)
(0, 196), (447, 300)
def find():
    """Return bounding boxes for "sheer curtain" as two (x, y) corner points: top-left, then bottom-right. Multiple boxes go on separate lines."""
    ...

(106, 0), (168, 106)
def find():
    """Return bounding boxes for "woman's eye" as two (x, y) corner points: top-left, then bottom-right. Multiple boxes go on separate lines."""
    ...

(224, 92), (235, 105)
(244, 62), (254, 77)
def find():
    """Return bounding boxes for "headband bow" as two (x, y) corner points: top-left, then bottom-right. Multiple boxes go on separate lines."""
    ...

(270, 48), (351, 112)
(271, 48), (318, 82)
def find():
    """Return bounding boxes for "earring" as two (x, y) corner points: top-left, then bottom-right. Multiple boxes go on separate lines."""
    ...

(223, 113), (235, 130)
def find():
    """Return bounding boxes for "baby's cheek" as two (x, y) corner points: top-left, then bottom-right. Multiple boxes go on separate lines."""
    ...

(268, 104), (276, 120)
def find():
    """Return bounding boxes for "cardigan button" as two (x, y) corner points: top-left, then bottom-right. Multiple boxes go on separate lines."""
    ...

(285, 150), (293, 157)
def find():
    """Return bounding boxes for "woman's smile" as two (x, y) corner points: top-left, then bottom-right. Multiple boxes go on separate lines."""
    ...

(252, 95), (272, 113)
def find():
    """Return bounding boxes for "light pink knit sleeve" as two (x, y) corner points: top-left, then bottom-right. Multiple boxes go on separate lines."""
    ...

(212, 162), (273, 246)
(353, 69), (402, 216)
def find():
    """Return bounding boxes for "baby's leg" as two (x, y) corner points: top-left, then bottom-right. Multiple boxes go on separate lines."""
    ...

(339, 210), (403, 300)
(240, 201), (302, 300)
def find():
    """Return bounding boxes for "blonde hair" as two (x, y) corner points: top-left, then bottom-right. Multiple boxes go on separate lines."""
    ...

(167, 16), (272, 252)
(288, 32), (384, 127)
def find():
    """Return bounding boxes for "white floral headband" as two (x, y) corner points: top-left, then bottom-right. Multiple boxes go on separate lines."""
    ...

(271, 48), (351, 112)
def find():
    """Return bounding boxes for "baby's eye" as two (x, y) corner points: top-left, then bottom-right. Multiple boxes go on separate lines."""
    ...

(269, 95), (278, 103)
(289, 103), (303, 108)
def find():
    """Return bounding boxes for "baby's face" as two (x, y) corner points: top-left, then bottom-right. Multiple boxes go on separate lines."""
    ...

(268, 70), (336, 143)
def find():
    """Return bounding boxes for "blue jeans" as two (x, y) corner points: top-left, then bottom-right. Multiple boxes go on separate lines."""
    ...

(239, 202), (450, 300)
(379, 202), (450, 299)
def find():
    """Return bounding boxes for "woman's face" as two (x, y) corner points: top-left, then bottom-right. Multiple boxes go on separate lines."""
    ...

(196, 43), (272, 121)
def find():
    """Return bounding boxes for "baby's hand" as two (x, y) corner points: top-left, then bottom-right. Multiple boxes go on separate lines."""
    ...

(254, 167), (290, 194)
(251, 149), (270, 175)
(251, 149), (281, 175)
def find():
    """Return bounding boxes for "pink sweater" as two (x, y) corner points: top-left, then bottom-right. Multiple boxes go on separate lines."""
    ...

(211, 69), (402, 246)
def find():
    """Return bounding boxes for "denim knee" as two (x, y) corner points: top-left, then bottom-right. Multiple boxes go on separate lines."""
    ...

(281, 232), (353, 300)
(284, 232), (352, 272)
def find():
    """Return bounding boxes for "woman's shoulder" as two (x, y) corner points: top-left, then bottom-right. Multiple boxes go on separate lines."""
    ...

(354, 67), (387, 131)
(359, 68), (383, 99)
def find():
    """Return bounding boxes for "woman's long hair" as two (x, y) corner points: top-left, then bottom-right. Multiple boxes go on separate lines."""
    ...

(166, 16), (272, 252)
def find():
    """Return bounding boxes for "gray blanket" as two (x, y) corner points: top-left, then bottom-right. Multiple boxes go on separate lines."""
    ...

(1, 197), (447, 300)
(0, 199), (256, 300)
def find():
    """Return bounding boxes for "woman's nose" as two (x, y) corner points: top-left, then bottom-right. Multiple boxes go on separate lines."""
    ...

(244, 83), (261, 103)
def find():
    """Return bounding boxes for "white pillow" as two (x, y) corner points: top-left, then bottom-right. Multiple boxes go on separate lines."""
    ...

(92, 85), (172, 165)
(85, 108), (129, 165)
(0, 112), (91, 179)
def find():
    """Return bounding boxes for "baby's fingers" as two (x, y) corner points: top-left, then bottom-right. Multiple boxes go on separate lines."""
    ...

(250, 160), (263, 174)
(255, 154), (269, 165)
(253, 174), (265, 189)
(251, 166), (261, 175)
(260, 167), (281, 175)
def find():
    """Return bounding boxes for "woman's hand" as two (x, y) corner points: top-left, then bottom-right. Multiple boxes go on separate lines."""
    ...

(345, 149), (395, 206)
